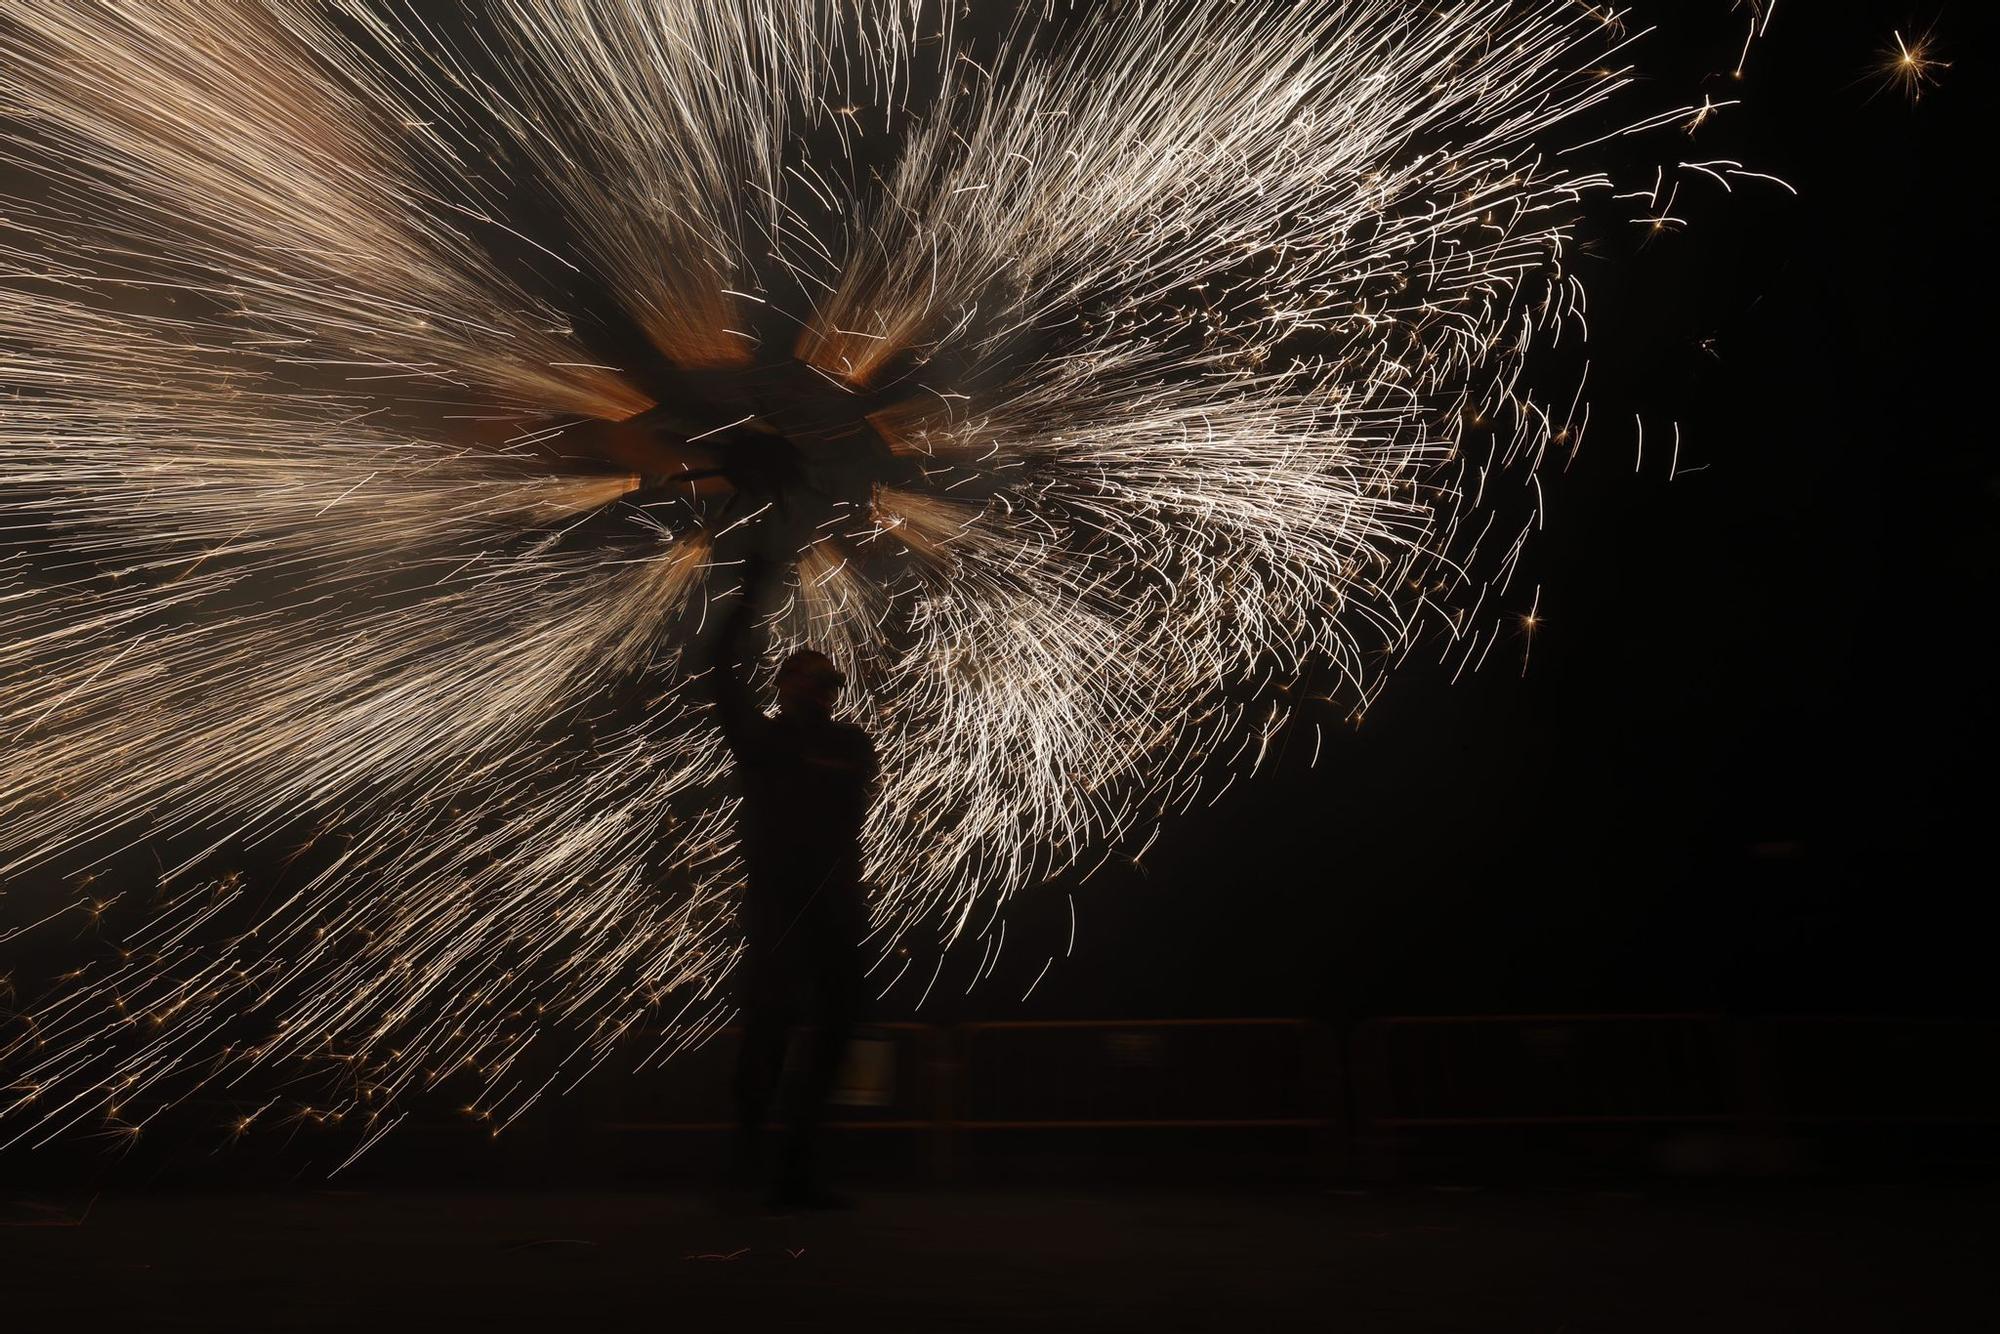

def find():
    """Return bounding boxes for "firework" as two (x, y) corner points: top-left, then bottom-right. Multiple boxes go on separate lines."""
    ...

(1878, 27), (1948, 104)
(0, 1), (1783, 1152)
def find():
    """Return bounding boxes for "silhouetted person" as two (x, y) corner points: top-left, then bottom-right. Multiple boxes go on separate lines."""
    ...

(710, 544), (876, 1208)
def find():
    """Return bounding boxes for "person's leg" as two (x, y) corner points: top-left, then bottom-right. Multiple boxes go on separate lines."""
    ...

(775, 931), (864, 1198)
(730, 948), (792, 1184)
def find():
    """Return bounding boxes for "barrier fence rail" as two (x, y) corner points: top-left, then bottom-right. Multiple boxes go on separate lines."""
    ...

(590, 1018), (1335, 1179)
(580, 1014), (1999, 1180)
(10, 1015), (1988, 1186)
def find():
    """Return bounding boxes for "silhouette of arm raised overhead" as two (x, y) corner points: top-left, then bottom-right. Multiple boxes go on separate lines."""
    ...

(709, 549), (776, 765)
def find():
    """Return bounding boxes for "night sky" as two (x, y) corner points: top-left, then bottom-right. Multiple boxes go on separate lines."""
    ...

(2, 3), (1984, 1046)
(980, 1), (1991, 1025)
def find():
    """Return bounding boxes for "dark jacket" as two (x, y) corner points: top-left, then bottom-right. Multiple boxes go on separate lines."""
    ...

(711, 571), (877, 943)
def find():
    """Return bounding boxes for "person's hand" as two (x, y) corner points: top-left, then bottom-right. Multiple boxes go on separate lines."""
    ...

(717, 423), (806, 500)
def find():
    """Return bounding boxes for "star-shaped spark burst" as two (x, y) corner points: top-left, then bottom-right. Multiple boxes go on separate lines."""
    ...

(1877, 27), (1949, 104)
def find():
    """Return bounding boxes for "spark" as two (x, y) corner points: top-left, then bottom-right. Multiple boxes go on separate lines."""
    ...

(1878, 28), (1949, 105)
(1, 1), (1779, 1152)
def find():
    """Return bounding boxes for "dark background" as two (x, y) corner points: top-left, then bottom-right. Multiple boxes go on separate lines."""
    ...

(979, 0), (1991, 1026)
(1, 2), (1985, 1097)
(0, 31), (1989, 1310)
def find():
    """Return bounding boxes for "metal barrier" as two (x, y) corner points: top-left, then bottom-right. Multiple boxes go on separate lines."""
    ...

(12, 1014), (1987, 1184)
(1746, 1016), (2000, 1127)
(592, 1017), (1337, 1178)
(598, 1021), (946, 1135)
(1348, 1013), (2000, 1177)
(1348, 1013), (1737, 1177)
(953, 1018), (1333, 1127)
(948, 1018), (1339, 1179)
(581, 1013), (1998, 1180)
(1353, 1013), (1736, 1126)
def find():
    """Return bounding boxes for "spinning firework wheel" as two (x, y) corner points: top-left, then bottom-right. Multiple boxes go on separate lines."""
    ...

(0, 0), (1781, 1151)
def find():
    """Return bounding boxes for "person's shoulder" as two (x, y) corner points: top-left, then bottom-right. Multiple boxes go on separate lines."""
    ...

(831, 718), (876, 756)
(729, 707), (777, 754)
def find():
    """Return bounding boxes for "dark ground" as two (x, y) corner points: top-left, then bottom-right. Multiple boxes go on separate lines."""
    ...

(4, 1182), (1989, 1331)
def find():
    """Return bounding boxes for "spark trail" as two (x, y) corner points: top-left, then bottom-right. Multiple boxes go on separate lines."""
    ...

(0, 2), (1783, 1152)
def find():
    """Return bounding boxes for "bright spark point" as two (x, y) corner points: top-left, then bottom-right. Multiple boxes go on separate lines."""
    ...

(1879, 28), (1949, 104)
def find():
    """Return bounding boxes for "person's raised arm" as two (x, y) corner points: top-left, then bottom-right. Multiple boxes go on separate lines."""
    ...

(708, 547), (774, 762)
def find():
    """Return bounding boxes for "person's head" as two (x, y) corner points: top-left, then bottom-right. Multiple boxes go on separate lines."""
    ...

(776, 649), (844, 720)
